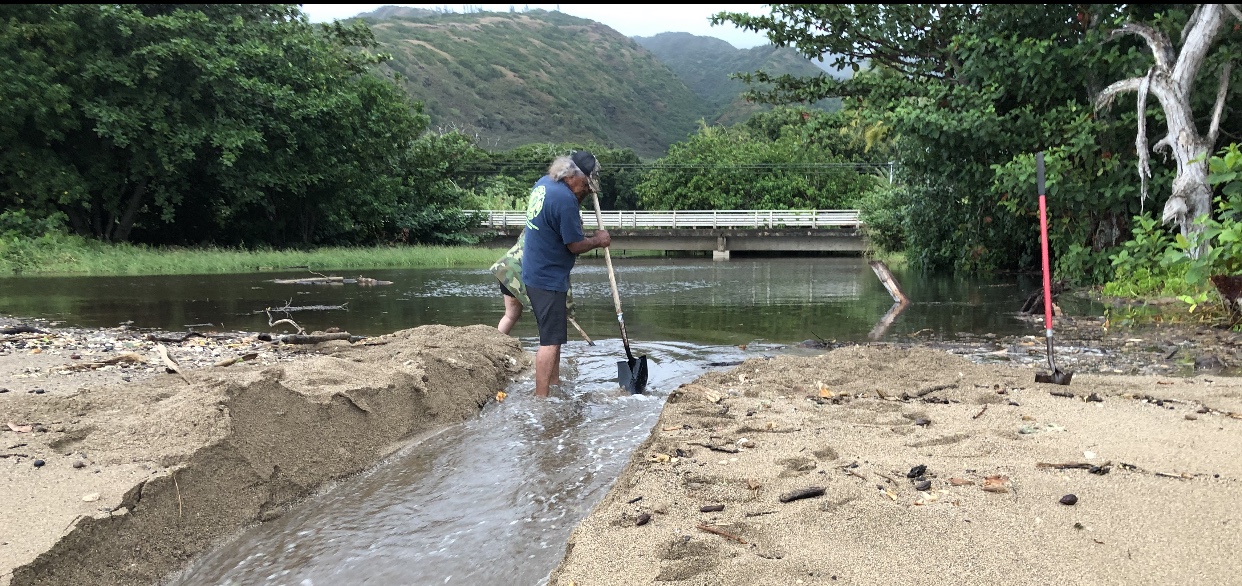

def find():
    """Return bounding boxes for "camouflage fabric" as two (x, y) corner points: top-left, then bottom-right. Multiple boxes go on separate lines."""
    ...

(490, 231), (577, 320)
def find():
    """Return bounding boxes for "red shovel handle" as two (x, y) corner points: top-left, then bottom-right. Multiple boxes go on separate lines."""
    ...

(1037, 152), (1053, 333)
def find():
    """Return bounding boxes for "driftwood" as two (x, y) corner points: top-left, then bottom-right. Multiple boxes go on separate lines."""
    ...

(155, 344), (191, 385)
(778, 486), (826, 503)
(253, 303), (347, 314)
(278, 332), (352, 344)
(272, 276), (344, 285)
(145, 332), (205, 343)
(1, 325), (45, 335)
(868, 260), (909, 305)
(1021, 280), (1067, 314)
(903, 383), (958, 400)
(271, 275), (392, 286)
(695, 523), (747, 544)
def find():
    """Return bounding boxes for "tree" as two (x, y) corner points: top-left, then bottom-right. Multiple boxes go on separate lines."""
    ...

(635, 112), (878, 211)
(0, 5), (441, 246)
(1095, 4), (1241, 255)
(712, 5), (1241, 279)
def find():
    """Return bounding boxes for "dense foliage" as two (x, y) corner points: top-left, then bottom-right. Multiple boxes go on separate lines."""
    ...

(715, 5), (1242, 280)
(0, 4), (474, 247)
(635, 108), (883, 210)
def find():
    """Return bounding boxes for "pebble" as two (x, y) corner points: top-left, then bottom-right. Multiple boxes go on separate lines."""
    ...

(73, 460), (86, 469)
(33, 459), (45, 468)
(1060, 494), (1078, 506)
(82, 492), (100, 502)
(914, 480), (932, 491)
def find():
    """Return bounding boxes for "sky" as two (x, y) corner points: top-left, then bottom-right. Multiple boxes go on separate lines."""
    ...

(299, 4), (773, 49)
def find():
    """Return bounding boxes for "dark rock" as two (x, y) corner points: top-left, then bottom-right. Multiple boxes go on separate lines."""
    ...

(33, 459), (45, 468)
(1059, 494), (1078, 506)
(1086, 393), (1103, 402)
(914, 480), (932, 491)
(907, 464), (927, 479)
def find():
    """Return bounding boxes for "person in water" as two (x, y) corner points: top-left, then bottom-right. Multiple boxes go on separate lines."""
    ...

(518, 151), (610, 397)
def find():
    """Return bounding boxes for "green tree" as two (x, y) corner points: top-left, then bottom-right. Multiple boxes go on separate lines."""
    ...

(635, 112), (878, 211)
(0, 5), (448, 246)
(713, 5), (1241, 278)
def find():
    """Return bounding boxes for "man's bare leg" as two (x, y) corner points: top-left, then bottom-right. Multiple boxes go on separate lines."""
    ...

(498, 295), (523, 334)
(535, 344), (562, 397)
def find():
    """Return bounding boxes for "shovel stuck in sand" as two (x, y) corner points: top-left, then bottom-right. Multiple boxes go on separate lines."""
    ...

(1033, 152), (1072, 385)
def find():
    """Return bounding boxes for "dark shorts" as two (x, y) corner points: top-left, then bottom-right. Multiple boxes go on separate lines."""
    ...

(527, 285), (567, 346)
(498, 280), (516, 298)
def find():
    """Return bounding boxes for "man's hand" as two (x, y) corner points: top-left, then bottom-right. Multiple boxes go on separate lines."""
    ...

(568, 229), (611, 254)
(594, 229), (611, 249)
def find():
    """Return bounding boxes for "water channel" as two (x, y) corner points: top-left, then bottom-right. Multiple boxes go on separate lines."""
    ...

(0, 257), (1098, 585)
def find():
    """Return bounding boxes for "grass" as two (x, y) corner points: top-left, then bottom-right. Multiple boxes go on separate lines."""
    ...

(0, 235), (509, 277)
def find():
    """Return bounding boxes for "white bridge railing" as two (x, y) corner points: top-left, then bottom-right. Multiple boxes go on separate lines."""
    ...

(466, 209), (862, 230)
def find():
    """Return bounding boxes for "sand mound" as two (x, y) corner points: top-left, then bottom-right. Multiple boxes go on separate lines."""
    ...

(2, 325), (528, 586)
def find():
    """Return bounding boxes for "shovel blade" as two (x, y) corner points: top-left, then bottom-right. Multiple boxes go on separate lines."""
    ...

(1035, 369), (1073, 385)
(617, 355), (649, 393)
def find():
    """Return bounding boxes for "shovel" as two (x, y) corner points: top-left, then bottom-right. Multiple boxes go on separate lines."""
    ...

(590, 192), (648, 393)
(1033, 152), (1073, 385)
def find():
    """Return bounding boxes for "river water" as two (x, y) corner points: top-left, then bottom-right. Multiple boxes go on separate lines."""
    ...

(0, 257), (1097, 585)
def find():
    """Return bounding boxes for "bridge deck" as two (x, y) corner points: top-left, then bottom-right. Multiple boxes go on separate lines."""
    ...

(467, 210), (867, 258)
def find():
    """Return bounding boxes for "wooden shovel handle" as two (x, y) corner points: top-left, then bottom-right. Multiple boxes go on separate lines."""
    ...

(590, 192), (634, 358)
(590, 192), (624, 316)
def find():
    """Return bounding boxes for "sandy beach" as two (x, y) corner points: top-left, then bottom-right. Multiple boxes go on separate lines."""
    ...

(2, 314), (1241, 585)
(549, 345), (1242, 585)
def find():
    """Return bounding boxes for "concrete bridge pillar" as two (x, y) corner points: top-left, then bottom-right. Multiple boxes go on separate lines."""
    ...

(713, 236), (730, 261)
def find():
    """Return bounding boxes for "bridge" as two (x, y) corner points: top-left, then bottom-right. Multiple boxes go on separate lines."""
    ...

(467, 209), (866, 259)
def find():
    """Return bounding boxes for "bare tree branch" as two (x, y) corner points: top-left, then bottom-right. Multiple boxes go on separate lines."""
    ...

(1227, 4), (1242, 22)
(1136, 69), (1154, 212)
(1109, 22), (1175, 72)
(1180, 4), (1204, 45)
(1173, 4), (1226, 91)
(1208, 61), (1233, 146)
(1094, 76), (1144, 110)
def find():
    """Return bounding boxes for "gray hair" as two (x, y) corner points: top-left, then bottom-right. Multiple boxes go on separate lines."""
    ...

(547, 155), (585, 182)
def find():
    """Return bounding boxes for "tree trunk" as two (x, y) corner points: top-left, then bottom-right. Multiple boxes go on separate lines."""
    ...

(1095, 4), (1235, 257)
(110, 183), (147, 242)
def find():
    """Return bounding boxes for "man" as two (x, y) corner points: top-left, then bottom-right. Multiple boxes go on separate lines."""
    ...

(521, 150), (611, 397)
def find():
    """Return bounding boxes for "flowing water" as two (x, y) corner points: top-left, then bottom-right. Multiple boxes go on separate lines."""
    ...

(0, 257), (1101, 585)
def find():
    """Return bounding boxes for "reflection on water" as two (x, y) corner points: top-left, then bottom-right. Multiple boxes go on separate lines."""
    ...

(167, 340), (747, 586)
(0, 257), (1091, 347)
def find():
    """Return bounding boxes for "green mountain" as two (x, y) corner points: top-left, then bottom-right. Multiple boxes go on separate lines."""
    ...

(633, 32), (844, 122)
(360, 9), (710, 157)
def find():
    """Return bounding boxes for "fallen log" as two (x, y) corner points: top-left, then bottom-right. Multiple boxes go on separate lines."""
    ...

(271, 276), (345, 285)
(278, 332), (352, 344)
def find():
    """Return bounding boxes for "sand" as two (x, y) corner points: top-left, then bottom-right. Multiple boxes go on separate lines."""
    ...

(548, 345), (1242, 586)
(3, 314), (1242, 586)
(1, 322), (527, 586)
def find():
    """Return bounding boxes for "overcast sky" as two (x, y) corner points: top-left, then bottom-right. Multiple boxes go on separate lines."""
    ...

(299, 4), (773, 48)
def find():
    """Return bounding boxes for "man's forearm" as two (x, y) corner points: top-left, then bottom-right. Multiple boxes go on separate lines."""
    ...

(567, 233), (608, 255)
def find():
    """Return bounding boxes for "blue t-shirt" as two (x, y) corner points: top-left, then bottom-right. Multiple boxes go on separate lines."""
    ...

(521, 176), (585, 292)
